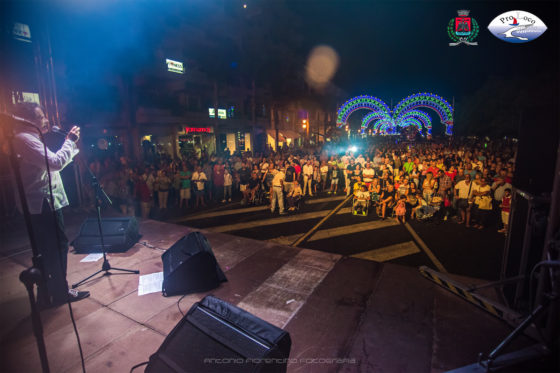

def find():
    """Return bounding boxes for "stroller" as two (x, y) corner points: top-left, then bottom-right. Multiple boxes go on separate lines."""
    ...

(251, 184), (268, 205)
(352, 185), (370, 216)
(416, 202), (440, 220)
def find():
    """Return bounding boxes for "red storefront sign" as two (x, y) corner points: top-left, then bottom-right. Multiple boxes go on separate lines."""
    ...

(185, 127), (212, 133)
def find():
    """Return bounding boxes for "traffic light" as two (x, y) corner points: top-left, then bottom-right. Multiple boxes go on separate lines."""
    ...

(302, 119), (307, 129)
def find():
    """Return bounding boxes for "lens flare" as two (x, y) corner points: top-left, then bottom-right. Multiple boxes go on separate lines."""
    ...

(305, 45), (339, 90)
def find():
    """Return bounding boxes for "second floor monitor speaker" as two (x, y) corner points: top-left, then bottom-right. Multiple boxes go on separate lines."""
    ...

(146, 295), (292, 373)
(162, 232), (227, 296)
(72, 217), (140, 253)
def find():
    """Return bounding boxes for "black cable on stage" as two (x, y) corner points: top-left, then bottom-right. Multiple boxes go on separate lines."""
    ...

(129, 360), (149, 373)
(177, 293), (188, 317)
(38, 128), (86, 373)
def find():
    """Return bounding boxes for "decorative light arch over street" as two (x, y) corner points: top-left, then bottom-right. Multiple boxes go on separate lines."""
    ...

(336, 95), (391, 128)
(337, 92), (454, 136)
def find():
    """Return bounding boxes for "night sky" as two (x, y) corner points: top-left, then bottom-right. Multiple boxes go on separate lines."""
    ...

(291, 0), (559, 101)
(38, 0), (558, 97)
(4, 0), (560, 132)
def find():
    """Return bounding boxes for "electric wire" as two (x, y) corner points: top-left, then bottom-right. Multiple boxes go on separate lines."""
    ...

(129, 361), (149, 372)
(38, 128), (86, 373)
(177, 293), (188, 317)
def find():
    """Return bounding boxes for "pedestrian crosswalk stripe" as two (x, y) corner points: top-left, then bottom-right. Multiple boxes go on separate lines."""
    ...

(351, 241), (420, 262)
(268, 219), (399, 246)
(207, 207), (353, 233)
(173, 195), (347, 222)
(302, 195), (346, 204)
(236, 249), (340, 328)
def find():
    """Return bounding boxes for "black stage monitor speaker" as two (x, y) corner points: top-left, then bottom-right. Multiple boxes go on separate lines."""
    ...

(146, 295), (292, 373)
(162, 232), (227, 296)
(72, 217), (140, 253)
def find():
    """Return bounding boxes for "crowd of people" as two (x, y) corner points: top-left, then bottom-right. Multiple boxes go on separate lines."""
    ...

(86, 137), (515, 233)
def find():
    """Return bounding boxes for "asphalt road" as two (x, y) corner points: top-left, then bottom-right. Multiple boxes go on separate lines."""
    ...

(168, 192), (505, 281)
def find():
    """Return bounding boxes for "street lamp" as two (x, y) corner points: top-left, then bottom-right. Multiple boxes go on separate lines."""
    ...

(302, 118), (309, 143)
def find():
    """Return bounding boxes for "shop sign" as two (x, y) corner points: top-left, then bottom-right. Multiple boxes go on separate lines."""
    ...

(208, 108), (227, 119)
(13, 22), (31, 43)
(166, 58), (185, 74)
(185, 127), (212, 133)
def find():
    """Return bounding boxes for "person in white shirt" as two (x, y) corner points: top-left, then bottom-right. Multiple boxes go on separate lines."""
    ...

(454, 174), (473, 226)
(223, 168), (233, 202)
(362, 162), (375, 186)
(260, 160), (269, 174)
(356, 154), (366, 167)
(373, 152), (383, 167)
(491, 177), (512, 204)
(192, 166), (207, 208)
(320, 161), (329, 192)
(270, 168), (286, 214)
(302, 161), (314, 197)
(11, 102), (89, 307)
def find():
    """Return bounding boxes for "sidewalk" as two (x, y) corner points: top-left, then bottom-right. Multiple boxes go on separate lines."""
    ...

(0, 209), (532, 372)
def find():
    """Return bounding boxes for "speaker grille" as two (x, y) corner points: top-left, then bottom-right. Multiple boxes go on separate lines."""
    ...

(188, 307), (270, 358)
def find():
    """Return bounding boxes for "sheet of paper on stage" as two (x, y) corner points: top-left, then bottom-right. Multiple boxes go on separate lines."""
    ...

(138, 272), (163, 296)
(80, 253), (103, 262)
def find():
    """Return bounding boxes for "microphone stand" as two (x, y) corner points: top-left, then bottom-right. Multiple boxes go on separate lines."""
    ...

(1, 120), (50, 373)
(72, 167), (139, 289)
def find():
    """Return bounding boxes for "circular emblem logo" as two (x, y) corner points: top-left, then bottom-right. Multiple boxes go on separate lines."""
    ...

(488, 10), (547, 43)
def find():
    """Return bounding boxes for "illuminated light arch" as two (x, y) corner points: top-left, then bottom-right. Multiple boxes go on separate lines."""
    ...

(395, 110), (432, 136)
(393, 92), (454, 135)
(336, 95), (391, 127)
(399, 118), (424, 132)
(374, 118), (397, 134)
(361, 111), (393, 133)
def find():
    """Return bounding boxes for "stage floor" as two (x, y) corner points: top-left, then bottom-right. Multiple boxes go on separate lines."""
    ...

(0, 211), (531, 372)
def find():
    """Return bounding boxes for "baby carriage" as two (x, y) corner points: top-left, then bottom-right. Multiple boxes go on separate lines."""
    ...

(352, 189), (370, 216)
(251, 184), (268, 205)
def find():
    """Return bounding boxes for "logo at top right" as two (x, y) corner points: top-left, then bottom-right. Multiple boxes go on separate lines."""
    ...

(488, 10), (547, 43)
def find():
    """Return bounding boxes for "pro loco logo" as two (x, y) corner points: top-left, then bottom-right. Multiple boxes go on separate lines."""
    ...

(448, 10), (479, 46)
(488, 11), (547, 43)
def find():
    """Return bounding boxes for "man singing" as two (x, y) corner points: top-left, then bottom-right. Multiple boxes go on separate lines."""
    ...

(12, 102), (89, 308)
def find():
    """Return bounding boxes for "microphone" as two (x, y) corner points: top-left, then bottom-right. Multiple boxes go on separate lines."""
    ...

(52, 125), (80, 142)
(51, 126), (69, 137)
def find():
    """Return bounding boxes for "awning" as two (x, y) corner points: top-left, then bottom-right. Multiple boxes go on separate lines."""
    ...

(267, 129), (301, 141)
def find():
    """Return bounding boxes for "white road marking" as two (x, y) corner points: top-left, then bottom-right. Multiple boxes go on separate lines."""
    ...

(207, 207), (352, 233)
(269, 219), (399, 245)
(351, 241), (420, 262)
(172, 195), (346, 222)
(236, 249), (341, 328)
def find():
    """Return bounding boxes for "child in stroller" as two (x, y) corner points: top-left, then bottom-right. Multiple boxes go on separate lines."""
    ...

(353, 183), (370, 216)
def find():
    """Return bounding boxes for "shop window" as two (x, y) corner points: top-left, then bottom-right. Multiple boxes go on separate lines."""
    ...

(236, 132), (245, 150)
